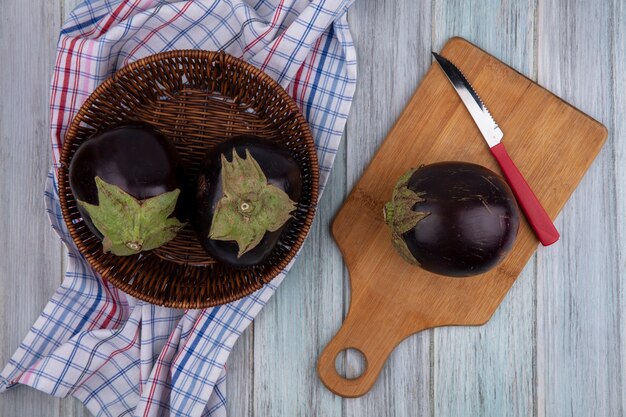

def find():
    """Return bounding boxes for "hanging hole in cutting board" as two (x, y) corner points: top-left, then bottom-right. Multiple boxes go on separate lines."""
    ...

(335, 348), (367, 380)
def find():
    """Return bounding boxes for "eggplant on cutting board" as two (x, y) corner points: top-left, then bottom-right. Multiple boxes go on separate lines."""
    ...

(384, 162), (520, 277)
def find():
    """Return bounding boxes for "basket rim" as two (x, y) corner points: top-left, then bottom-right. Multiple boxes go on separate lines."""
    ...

(57, 49), (319, 308)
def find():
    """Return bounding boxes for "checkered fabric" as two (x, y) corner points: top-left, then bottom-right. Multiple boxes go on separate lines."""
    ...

(0, 0), (356, 416)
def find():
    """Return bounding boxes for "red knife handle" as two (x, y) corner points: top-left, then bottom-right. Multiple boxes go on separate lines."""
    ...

(490, 142), (560, 246)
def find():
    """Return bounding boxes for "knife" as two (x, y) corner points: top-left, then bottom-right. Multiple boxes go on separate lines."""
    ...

(432, 52), (559, 246)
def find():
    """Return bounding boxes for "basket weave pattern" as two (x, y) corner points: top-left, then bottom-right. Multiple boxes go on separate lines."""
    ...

(58, 50), (319, 308)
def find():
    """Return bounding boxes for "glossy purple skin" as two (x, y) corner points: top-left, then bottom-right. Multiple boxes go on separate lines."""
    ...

(402, 162), (520, 277)
(195, 135), (302, 267)
(69, 124), (185, 239)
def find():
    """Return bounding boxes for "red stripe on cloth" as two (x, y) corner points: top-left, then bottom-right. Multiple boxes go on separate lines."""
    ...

(94, 0), (141, 37)
(52, 0), (136, 156)
(50, 35), (72, 162)
(124, 1), (194, 66)
(243, 0), (285, 54)
(142, 326), (183, 417)
(15, 356), (44, 385)
(291, 62), (306, 103)
(91, 279), (119, 330)
(106, 285), (127, 328)
(86, 279), (112, 331)
(67, 38), (89, 134)
(298, 36), (323, 103)
(70, 325), (141, 395)
(16, 309), (138, 387)
(68, 0), (142, 123)
(259, 30), (286, 71)
(71, 0), (141, 113)
(53, 37), (81, 154)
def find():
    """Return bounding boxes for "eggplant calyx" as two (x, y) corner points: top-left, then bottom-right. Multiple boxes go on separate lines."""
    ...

(384, 168), (429, 265)
(78, 176), (184, 256)
(209, 149), (296, 258)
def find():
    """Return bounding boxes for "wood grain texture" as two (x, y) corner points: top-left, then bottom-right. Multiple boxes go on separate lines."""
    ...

(339, 0), (434, 414)
(225, 325), (254, 417)
(0, 0), (64, 416)
(535, 1), (622, 416)
(0, 0), (624, 416)
(613, 1), (626, 414)
(431, 2), (537, 416)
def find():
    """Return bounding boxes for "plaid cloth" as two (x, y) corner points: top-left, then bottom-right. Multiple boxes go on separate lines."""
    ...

(0, 0), (356, 415)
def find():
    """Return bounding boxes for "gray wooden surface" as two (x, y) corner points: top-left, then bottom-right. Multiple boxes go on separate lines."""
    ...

(1, 0), (624, 416)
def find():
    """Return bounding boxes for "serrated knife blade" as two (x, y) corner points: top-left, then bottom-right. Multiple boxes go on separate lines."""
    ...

(432, 51), (559, 246)
(431, 52), (503, 147)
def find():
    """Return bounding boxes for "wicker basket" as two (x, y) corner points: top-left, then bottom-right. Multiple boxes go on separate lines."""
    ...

(58, 50), (319, 308)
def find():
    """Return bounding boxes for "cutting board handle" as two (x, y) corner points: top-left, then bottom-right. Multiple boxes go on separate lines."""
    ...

(318, 302), (429, 397)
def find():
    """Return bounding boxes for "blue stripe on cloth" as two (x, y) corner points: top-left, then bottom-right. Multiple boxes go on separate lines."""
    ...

(170, 307), (220, 385)
(19, 263), (92, 383)
(49, 273), (105, 395)
(60, 14), (107, 35)
(306, 27), (335, 121)
(159, 2), (221, 51)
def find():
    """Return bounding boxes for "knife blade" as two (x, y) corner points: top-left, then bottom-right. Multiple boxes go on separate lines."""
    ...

(432, 51), (560, 246)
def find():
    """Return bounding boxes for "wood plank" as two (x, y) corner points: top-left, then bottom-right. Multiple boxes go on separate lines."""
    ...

(58, 395), (92, 417)
(251, 140), (346, 415)
(341, 0), (433, 414)
(536, 1), (621, 416)
(431, 2), (537, 416)
(613, 1), (626, 413)
(0, 0), (64, 416)
(226, 326), (254, 417)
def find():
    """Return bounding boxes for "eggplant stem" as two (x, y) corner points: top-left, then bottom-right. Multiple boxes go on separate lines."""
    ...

(126, 241), (142, 251)
(383, 202), (394, 225)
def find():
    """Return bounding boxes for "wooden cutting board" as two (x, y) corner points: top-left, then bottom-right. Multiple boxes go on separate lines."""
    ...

(317, 37), (607, 398)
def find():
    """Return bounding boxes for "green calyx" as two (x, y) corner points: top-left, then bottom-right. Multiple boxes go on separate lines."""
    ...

(209, 149), (296, 258)
(78, 176), (184, 256)
(384, 167), (429, 265)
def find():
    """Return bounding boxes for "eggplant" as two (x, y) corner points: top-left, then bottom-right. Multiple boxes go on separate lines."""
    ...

(69, 124), (185, 256)
(384, 162), (519, 277)
(195, 135), (302, 267)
